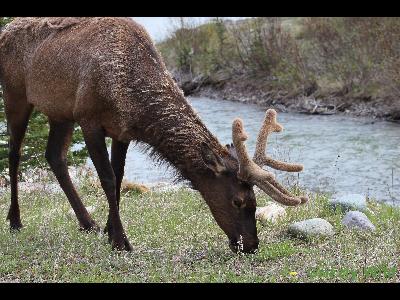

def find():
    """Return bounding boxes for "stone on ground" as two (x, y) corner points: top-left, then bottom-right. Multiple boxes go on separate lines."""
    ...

(256, 203), (286, 223)
(342, 211), (376, 231)
(288, 218), (335, 239)
(329, 193), (367, 212)
(120, 181), (150, 194)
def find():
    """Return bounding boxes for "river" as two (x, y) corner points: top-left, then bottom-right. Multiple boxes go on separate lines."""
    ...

(88, 96), (400, 204)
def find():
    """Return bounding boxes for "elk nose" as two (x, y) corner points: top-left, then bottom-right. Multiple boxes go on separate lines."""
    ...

(243, 238), (259, 254)
(229, 237), (259, 254)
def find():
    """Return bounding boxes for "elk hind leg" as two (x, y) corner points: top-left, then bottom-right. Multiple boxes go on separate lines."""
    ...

(5, 102), (33, 230)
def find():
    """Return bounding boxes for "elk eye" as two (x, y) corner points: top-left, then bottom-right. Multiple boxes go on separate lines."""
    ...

(232, 197), (245, 208)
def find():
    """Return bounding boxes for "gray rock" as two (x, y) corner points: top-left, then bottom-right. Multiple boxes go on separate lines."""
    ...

(329, 193), (367, 212)
(288, 218), (335, 239)
(342, 211), (376, 231)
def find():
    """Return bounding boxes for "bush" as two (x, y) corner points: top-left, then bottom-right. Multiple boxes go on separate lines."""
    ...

(301, 17), (400, 96)
(159, 17), (400, 100)
(159, 17), (315, 90)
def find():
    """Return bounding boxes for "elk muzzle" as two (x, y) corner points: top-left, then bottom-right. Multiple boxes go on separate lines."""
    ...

(229, 235), (259, 254)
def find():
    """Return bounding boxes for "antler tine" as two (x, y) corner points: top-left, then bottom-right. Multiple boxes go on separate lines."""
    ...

(252, 174), (304, 206)
(232, 118), (273, 182)
(253, 109), (303, 172)
(232, 118), (303, 206)
(265, 176), (309, 204)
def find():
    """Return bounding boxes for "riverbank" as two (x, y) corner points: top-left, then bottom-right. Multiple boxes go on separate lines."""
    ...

(159, 18), (400, 123)
(176, 72), (400, 122)
(0, 177), (399, 282)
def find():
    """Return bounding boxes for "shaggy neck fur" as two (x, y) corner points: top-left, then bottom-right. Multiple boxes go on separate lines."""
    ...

(136, 88), (230, 187)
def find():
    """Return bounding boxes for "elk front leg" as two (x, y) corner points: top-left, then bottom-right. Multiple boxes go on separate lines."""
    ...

(104, 139), (129, 234)
(45, 120), (99, 232)
(80, 122), (132, 251)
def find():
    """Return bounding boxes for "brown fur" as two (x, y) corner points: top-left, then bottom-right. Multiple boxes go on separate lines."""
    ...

(0, 17), (259, 253)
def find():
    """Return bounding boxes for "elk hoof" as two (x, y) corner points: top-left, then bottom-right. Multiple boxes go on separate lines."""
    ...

(7, 211), (23, 231)
(112, 236), (133, 252)
(9, 222), (23, 232)
(79, 220), (100, 233)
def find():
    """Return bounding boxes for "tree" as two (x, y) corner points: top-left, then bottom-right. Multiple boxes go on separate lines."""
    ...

(0, 17), (12, 29)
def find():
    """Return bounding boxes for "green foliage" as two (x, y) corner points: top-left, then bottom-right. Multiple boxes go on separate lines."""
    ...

(256, 240), (298, 261)
(159, 18), (237, 77)
(0, 17), (13, 29)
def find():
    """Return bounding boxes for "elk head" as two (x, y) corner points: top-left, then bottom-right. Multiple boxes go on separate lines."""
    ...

(199, 109), (308, 254)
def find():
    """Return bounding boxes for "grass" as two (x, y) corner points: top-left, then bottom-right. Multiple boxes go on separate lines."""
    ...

(0, 177), (399, 282)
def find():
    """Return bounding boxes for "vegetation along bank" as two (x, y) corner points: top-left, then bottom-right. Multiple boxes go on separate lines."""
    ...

(158, 17), (400, 121)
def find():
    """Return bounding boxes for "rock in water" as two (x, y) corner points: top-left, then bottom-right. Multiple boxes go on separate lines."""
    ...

(288, 218), (335, 239)
(342, 211), (376, 231)
(329, 193), (367, 212)
(256, 203), (286, 223)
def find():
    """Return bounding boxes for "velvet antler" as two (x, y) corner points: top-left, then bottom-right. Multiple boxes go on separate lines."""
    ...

(232, 109), (308, 206)
(253, 109), (303, 172)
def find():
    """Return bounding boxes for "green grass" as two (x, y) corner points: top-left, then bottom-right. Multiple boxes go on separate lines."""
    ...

(0, 180), (399, 282)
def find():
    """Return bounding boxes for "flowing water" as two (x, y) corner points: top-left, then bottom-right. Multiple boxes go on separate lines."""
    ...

(88, 96), (400, 204)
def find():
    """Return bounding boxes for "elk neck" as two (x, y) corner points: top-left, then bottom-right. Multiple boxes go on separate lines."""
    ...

(129, 88), (230, 190)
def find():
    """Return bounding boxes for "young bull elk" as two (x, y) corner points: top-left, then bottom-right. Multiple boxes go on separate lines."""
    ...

(0, 17), (308, 253)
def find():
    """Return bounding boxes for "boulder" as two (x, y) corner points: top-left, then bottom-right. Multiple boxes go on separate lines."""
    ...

(255, 203), (286, 223)
(342, 211), (376, 231)
(288, 218), (335, 239)
(329, 193), (367, 212)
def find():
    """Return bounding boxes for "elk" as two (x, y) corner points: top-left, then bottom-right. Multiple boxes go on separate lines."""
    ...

(0, 17), (308, 253)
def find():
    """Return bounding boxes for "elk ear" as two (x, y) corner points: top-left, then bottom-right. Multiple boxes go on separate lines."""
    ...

(226, 143), (238, 161)
(200, 142), (227, 175)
